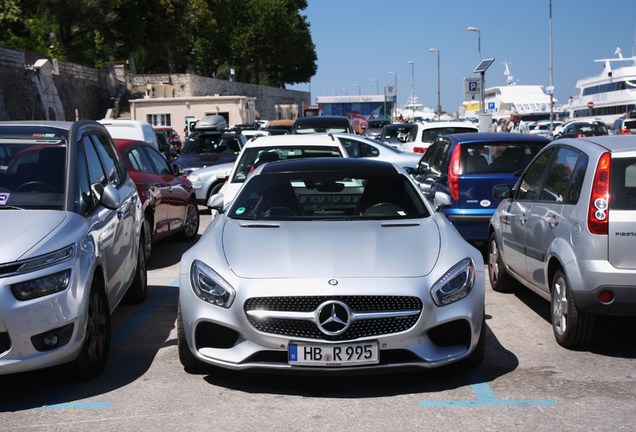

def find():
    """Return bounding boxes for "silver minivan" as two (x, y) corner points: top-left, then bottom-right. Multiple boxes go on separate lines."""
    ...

(488, 135), (636, 348)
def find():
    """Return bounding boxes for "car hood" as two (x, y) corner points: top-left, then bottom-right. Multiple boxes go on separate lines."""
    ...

(222, 218), (440, 278)
(0, 211), (67, 262)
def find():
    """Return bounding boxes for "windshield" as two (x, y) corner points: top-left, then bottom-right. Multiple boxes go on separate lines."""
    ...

(0, 139), (67, 210)
(462, 141), (544, 174)
(229, 172), (430, 220)
(181, 133), (242, 155)
(419, 126), (477, 143)
(231, 145), (343, 183)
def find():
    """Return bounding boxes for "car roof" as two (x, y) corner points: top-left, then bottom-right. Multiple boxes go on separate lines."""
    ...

(555, 135), (636, 153)
(293, 115), (350, 125)
(257, 155), (401, 175)
(242, 133), (340, 148)
(418, 120), (477, 129)
(441, 132), (551, 143)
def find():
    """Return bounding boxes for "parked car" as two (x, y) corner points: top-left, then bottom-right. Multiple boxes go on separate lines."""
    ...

(178, 158), (486, 373)
(173, 130), (246, 175)
(411, 132), (550, 244)
(333, 133), (422, 170)
(362, 117), (391, 139)
(265, 119), (294, 134)
(555, 120), (608, 139)
(98, 119), (160, 151)
(114, 139), (200, 261)
(216, 133), (348, 208)
(528, 120), (564, 140)
(611, 114), (636, 135)
(291, 115), (354, 134)
(0, 120), (146, 379)
(401, 121), (478, 154)
(379, 123), (416, 148)
(488, 135), (636, 348)
(187, 161), (234, 205)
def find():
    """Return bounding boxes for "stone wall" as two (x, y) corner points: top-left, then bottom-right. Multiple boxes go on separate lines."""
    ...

(0, 47), (310, 122)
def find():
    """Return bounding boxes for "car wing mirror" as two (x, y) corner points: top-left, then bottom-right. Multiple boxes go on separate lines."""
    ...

(207, 192), (225, 213)
(100, 184), (123, 210)
(433, 191), (452, 211)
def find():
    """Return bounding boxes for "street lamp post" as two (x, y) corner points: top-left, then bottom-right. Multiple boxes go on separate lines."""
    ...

(467, 26), (482, 114)
(389, 71), (397, 120)
(429, 48), (441, 120)
(408, 60), (415, 120)
(354, 83), (360, 95)
(371, 78), (379, 94)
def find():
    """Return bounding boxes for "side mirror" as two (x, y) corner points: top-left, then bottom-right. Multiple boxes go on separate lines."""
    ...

(207, 193), (225, 213)
(100, 184), (123, 210)
(433, 191), (452, 211)
(172, 163), (184, 176)
(492, 184), (512, 199)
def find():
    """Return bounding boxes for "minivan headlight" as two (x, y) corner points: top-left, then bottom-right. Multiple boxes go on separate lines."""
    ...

(431, 258), (475, 306)
(190, 260), (235, 308)
(11, 269), (72, 301)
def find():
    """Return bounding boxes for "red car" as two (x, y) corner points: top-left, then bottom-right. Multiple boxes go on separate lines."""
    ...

(114, 139), (199, 261)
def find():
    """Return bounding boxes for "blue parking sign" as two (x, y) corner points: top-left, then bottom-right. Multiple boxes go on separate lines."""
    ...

(488, 102), (495, 110)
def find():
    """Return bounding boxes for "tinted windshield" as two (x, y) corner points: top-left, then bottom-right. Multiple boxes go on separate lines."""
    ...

(232, 145), (343, 183)
(420, 126), (476, 143)
(0, 139), (67, 210)
(229, 172), (430, 220)
(382, 125), (414, 139)
(181, 133), (242, 155)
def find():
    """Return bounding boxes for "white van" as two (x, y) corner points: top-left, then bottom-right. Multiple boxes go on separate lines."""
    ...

(98, 119), (159, 151)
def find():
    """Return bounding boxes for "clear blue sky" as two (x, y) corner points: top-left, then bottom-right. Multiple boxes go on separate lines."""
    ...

(289, 0), (636, 114)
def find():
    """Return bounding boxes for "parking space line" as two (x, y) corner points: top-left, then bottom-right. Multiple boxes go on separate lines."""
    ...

(420, 373), (557, 408)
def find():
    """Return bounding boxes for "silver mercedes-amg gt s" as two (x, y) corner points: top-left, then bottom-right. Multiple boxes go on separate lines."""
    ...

(178, 157), (485, 373)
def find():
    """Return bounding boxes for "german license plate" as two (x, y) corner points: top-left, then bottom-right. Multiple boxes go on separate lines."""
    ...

(288, 341), (379, 367)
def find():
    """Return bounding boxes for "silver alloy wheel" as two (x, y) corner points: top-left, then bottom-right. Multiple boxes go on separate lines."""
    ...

(85, 290), (108, 362)
(551, 273), (568, 337)
(183, 203), (198, 238)
(488, 236), (499, 284)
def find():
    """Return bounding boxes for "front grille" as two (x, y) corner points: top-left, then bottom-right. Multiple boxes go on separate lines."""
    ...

(245, 296), (422, 341)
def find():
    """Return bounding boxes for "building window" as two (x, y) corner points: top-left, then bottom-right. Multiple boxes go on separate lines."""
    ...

(146, 114), (172, 127)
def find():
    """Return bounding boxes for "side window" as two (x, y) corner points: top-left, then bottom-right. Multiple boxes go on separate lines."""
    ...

(566, 152), (588, 204)
(75, 142), (98, 215)
(90, 134), (124, 186)
(428, 141), (451, 176)
(146, 147), (172, 175)
(516, 148), (554, 201)
(360, 142), (379, 158)
(339, 138), (359, 157)
(82, 135), (108, 201)
(540, 147), (581, 202)
(127, 146), (155, 174)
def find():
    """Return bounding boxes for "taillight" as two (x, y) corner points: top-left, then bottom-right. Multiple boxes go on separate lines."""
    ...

(577, 133), (586, 138)
(620, 128), (630, 135)
(448, 145), (461, 201)
(588, 152), (611, 235)
(413, 147), (427, 154)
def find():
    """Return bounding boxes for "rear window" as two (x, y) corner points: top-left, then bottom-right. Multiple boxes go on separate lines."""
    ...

(421, 127), (476, 143)
(624, 120), (636, 130)
(461, 142), (545, 174)
(611, 157), (636, 210)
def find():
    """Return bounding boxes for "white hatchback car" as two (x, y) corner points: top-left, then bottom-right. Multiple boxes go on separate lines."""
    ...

(401, 121), (478, 154)
(215, 134), (348, 208)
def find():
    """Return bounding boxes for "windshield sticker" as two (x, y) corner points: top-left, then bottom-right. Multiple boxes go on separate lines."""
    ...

(0, 193), (10, 206)
(235, 207), (246, 215)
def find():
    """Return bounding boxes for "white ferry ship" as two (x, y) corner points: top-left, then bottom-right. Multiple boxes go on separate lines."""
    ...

(568, 48), (636, 126)
(460, 63), (556, 122)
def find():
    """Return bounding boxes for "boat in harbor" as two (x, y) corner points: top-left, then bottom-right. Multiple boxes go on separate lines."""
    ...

(460, 62), (556, 122)
(568, 47), (636, 126)
(396, 95), (435, 122)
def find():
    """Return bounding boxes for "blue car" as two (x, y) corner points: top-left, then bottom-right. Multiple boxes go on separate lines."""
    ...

(411, 132), (550, 244)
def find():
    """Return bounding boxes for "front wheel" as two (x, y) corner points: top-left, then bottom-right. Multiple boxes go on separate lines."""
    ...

(551, 269), (595, 348)
(63, 280), (111, 379)
(178, 201), (200, 241)
(488, 232), (515, 293)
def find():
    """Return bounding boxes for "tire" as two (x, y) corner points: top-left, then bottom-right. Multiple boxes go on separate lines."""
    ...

(178, 200), (200, 242)
(208, 181), (225, 199)
(551, 270), (595, 349)
(124, 234), (147, 304)
(142, 216), (152, 263)
(63, 279), (111, 379)
(177, 302), (206, 372)
(488, 232), (515, 293)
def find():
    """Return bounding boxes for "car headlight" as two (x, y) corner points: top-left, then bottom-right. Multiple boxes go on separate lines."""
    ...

(190, 260), (235, 308)
(430, 258), (475, 306)
(11, 269), (72, 301)
(17, 245), (75, 274)
(187, 174), (199, 182)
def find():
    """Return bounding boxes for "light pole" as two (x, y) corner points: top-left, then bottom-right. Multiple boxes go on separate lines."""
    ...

(408, 60), (415, 120)
(467, 26), (481, 62)
(389, 71), (397, 119)
(354, 83), (360, 95)
(342, 88), (348, 96)
(467, 26), (482, 114)
(371, 78), (379, 94)
(429, 48), (441, 120)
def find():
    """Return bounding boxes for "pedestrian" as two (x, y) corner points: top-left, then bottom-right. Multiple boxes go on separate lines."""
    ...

(505, 110), (528, 133)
